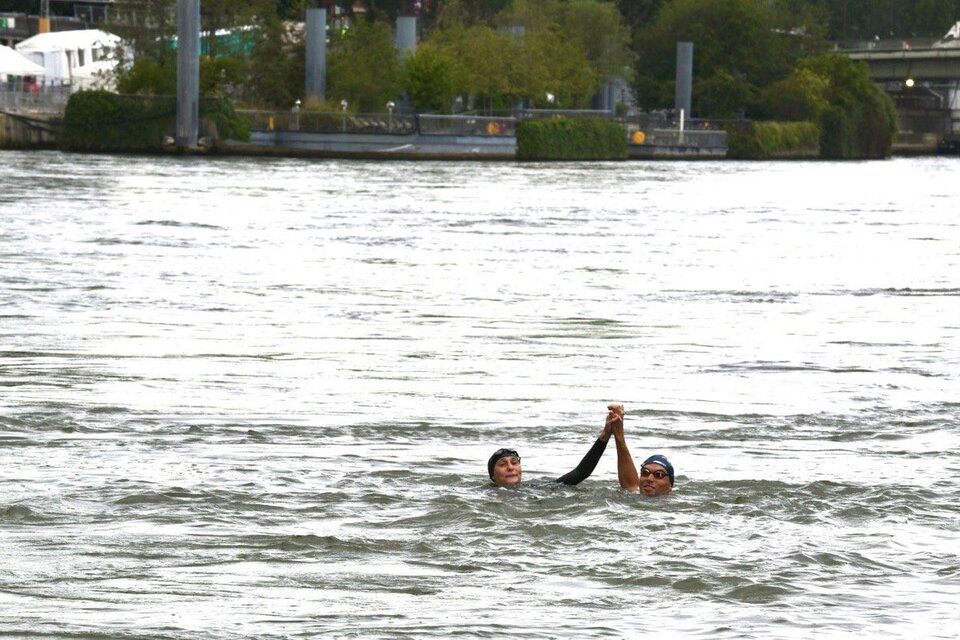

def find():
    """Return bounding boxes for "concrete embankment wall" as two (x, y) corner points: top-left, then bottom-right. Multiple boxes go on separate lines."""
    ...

(0, 112), (61, 149)
(223, 130), (518, 160)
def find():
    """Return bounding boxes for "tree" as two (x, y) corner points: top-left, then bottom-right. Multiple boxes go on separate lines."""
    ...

(793, 54), (897, 158)
(245, 10), (305, 108)
(759, 66), (830, 121)
(695, 68), (757, 117)
(402, 43), (463, 112)
(327, 20), (403, 111)
(428, 23), (517, 111)
(632, 0), (791, 114)
(552, 0), (634, 83)
(520, 27), (598, 107)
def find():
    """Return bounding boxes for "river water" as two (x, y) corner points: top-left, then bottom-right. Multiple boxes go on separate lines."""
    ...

(1, 151), (958, 638)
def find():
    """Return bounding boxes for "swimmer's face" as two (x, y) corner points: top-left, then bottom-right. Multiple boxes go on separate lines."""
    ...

(492, 454), (522, 486)
(640, 463), (672, 496)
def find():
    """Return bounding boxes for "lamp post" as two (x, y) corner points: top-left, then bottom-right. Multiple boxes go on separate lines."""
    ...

(340, 99), (348, 132)
(291, 99), (301, 131)
(386, 100), (395, 132)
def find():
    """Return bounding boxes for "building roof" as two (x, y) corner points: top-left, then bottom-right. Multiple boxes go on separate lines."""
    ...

(16, 28), (120, 53)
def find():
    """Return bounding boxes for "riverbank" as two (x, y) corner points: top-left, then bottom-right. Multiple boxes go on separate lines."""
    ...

(1, 107), (947, 158)
(0, 111), (60, 149)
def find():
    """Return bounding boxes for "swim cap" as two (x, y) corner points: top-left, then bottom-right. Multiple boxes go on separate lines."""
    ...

(642, 454), (675, 486)
(488, 448), (520, 479)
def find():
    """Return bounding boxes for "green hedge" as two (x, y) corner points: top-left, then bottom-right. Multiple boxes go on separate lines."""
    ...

(61, 90), (250, 152)
(516, 117), (627, 160)
(727, 121), (820, 159)
(818, 93), (897, 160)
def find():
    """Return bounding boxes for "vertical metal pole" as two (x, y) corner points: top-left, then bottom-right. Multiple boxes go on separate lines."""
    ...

(675, 41), (693, 121)
(305, 8), (326, 100)
(176, 0), (200, 150)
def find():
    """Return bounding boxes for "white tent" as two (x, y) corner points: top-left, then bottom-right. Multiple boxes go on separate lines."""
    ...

(15, 29), (122, 86)
(72, 59), (117, 90)
(944, 21), (960, 40)
(0, 43), (46, 77)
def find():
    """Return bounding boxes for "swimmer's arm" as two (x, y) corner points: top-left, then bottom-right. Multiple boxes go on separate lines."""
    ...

(610, 405), (640, 492)
(554, 408), (615, 486)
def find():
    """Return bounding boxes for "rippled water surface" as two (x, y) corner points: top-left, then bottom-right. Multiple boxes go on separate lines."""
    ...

(1, 151), (959, 638)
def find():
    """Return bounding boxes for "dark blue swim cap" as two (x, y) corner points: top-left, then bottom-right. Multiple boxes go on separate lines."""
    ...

(642, 454), (675, 486)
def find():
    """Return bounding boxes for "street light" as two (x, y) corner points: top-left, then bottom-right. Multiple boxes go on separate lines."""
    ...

(291, 99), (301, 131)
(340, 99), (348, 132)
(386, 100), (395, 132)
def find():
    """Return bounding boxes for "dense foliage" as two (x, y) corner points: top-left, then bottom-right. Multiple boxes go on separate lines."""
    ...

(62, 90), (176, 151)
(516, 117), (627, 160)
(61, 90), (249, 152)
(96, 0), (936, 157)
(726, 121), (821, 159)
(800, 54), (898, 158)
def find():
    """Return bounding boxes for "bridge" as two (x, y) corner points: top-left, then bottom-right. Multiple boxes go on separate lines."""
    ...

(845, 40), (960, 152)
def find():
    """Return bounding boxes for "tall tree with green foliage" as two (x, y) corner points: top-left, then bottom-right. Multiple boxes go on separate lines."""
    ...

(552, 0), (634, 83)
(245, 11), (305, 108)
(327, 20), (403, 111)
(632, 0), (809, 116)
(799, 53), (897, 158)
(519, 27), (598, 107)
(402, 43), (463, 112)
(428, 23), (517, 110)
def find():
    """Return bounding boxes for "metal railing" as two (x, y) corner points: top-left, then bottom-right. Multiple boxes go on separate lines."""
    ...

(237, 108), (727, 149)
(239, 109), (417, 135)
(418, 113), (515, 136)
(638, 128), (727, 149)
(0, 86), (71, 113)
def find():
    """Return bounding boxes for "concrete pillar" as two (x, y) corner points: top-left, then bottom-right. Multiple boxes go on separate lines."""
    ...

(305, 8), (326, 100)
(395, 16), (416, 62)
(675, 41), (693, 120)
(176, 0), (200, 149)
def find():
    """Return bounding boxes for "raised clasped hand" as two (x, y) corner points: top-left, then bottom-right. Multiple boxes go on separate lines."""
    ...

(604, 403), (624, 438)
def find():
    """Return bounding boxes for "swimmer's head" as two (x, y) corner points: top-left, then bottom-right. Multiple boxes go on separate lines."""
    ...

(488, 448), (522, 486)
(642, 454), (675, 487)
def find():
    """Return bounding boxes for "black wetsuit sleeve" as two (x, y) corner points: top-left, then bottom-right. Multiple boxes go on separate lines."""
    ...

(555, 437), (608, 486)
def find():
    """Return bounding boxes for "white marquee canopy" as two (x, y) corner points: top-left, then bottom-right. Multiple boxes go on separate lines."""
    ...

(0, 43), (46, 76)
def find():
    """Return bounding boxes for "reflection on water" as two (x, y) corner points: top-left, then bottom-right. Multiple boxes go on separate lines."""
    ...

(1, 151), (959, 638)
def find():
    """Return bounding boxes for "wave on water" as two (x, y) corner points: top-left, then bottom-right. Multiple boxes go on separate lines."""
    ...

(135, 220), (224, 230)
(0, 504), (48, 523)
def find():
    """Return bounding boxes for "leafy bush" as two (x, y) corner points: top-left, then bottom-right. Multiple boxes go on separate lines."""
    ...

(62, 91), (176, 151)
(796, 54), (897, 159)
(62, 91), (249, 152)
(516, 117), (627, 160)
(727, 121), (820, 159)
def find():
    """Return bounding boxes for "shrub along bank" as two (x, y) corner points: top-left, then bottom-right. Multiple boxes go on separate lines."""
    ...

(516, 118), (627, 161)
(61, 91), (250, 152)
(727, 121), (820, 159)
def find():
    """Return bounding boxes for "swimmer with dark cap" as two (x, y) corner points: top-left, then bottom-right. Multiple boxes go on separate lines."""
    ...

(487, 413), (614, 487)
(606, 403), (674, 496)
